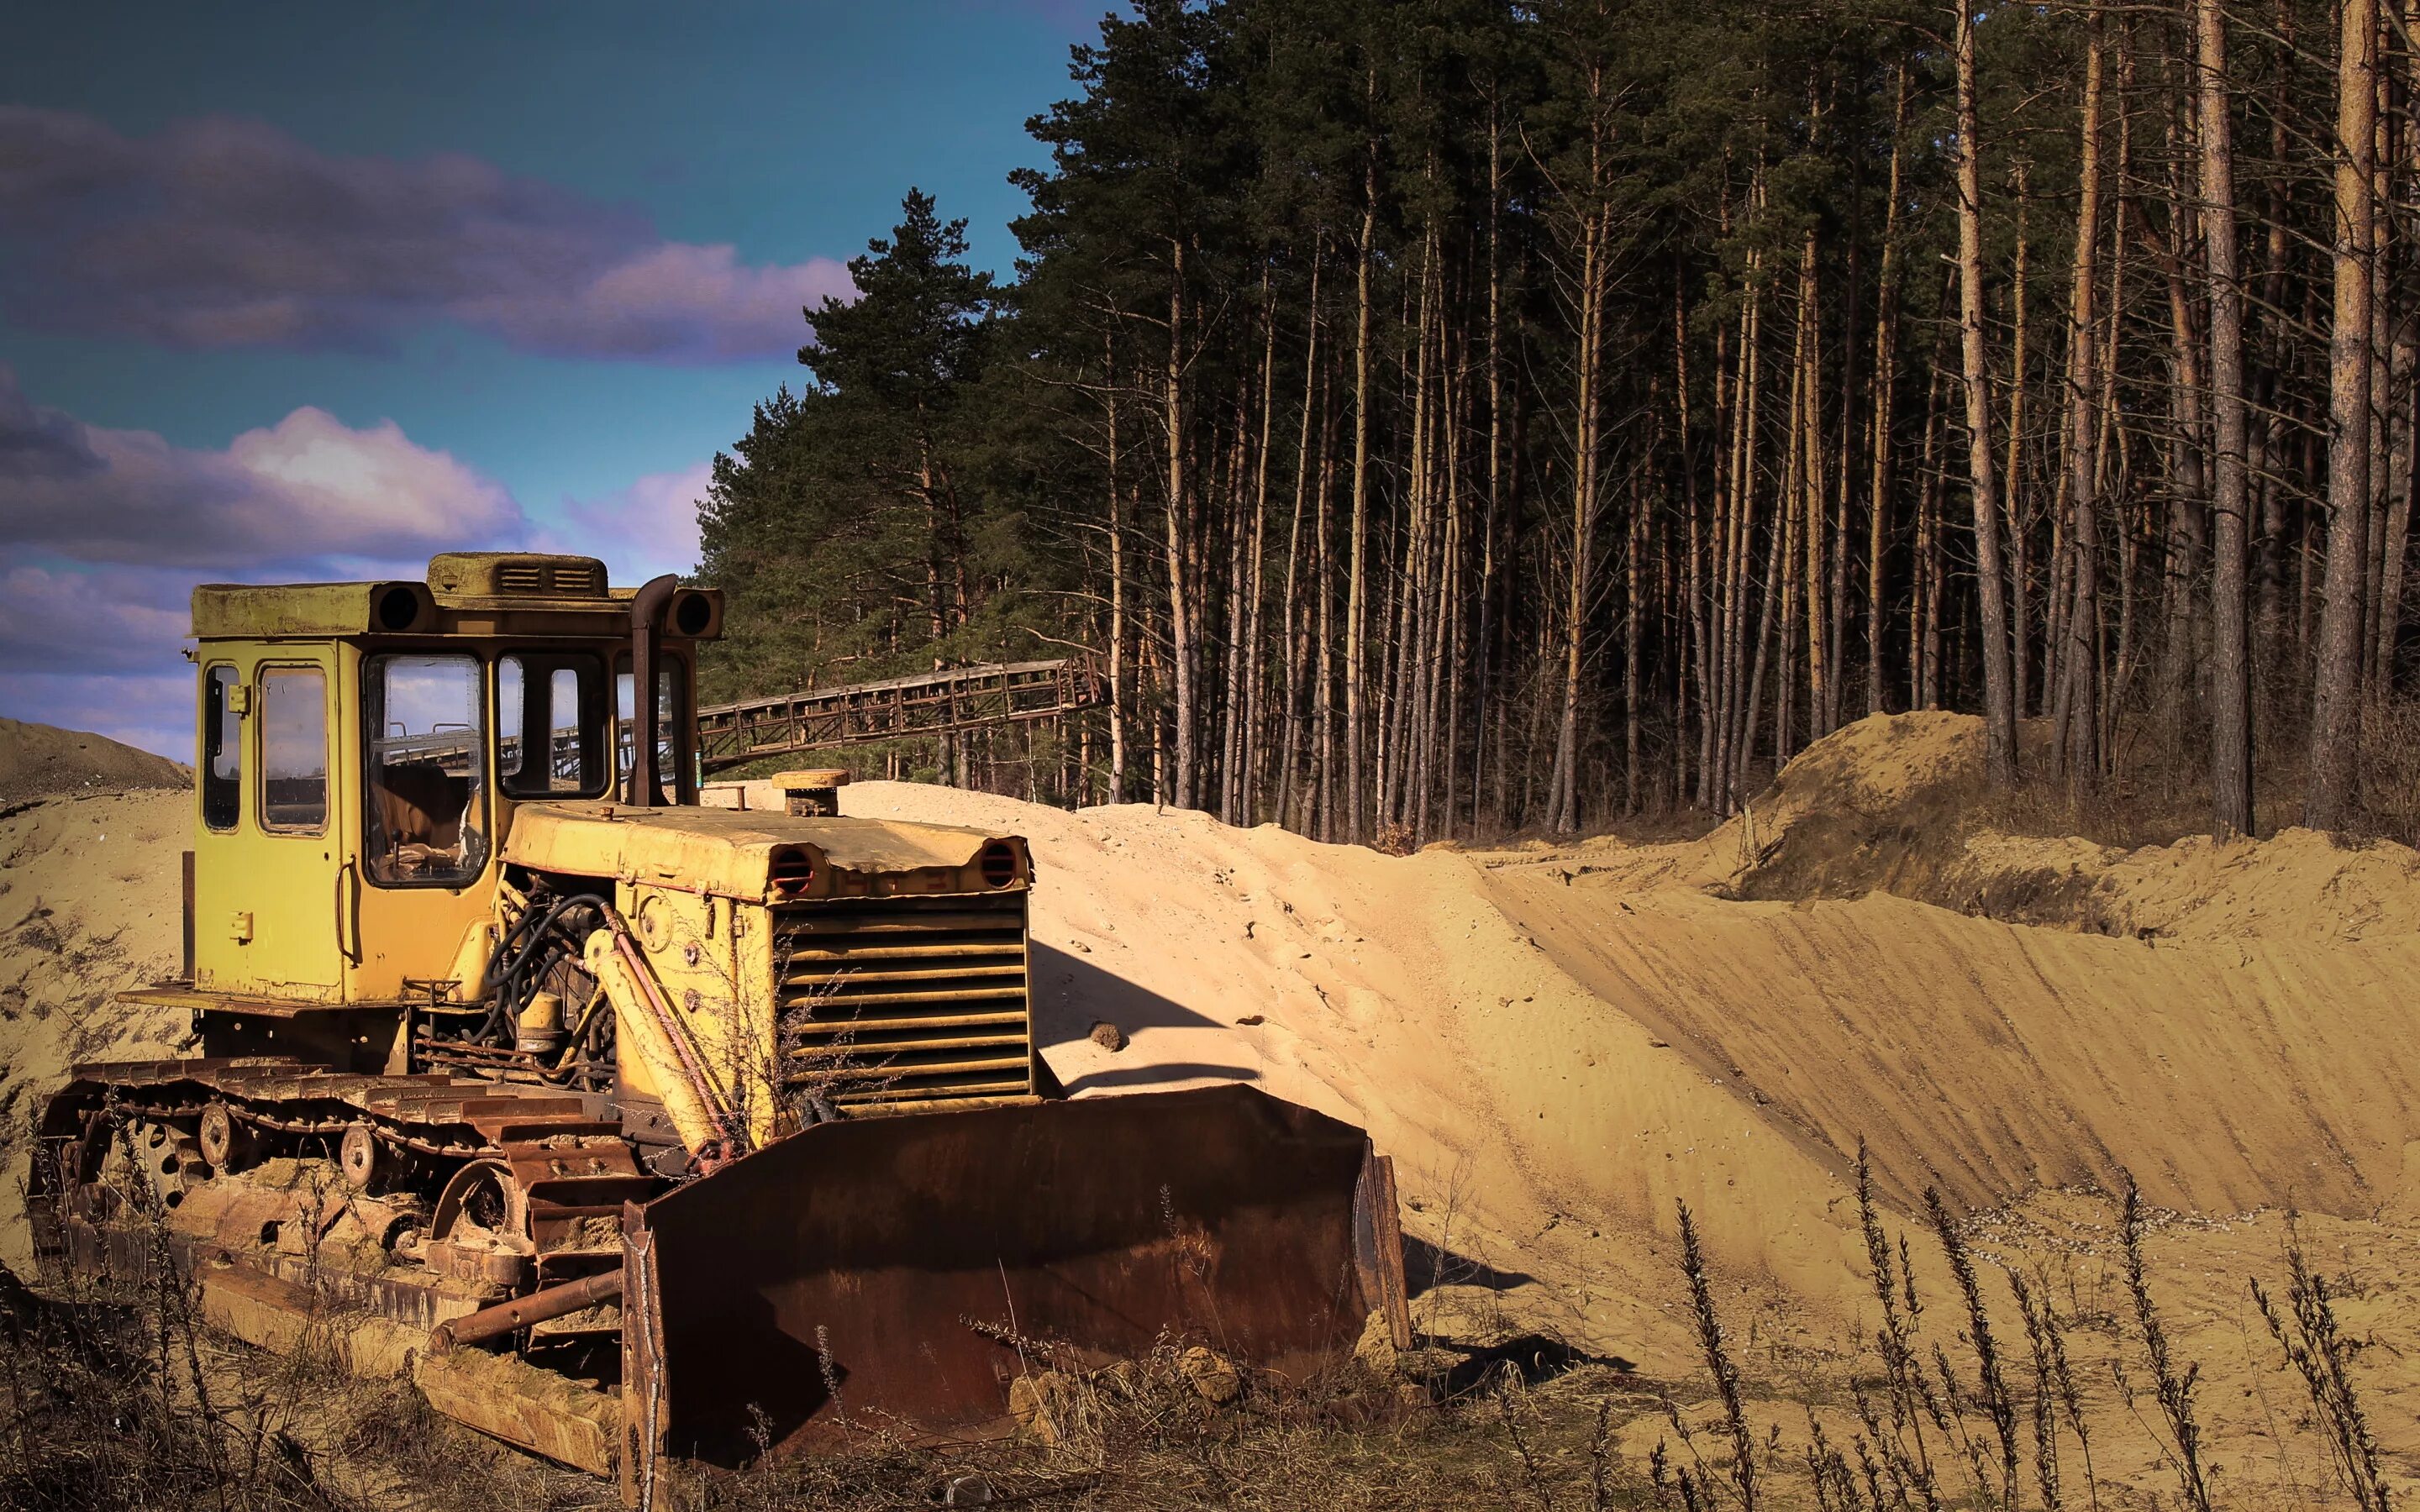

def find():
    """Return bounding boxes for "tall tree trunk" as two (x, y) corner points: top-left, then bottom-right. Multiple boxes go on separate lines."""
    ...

(1105, 339), (1129, 804)
(2004, 165), (2033, 722)
(1797, 229), (1829, 744)
(1778, 274), (1807, 764)
(1957, 0), (2021, 787)
(2196, 0), (2256, 837)
(2101, 37), (2137, 760)
(1549, 63), (1612, 833)
(1278, 255), (1323, 832)
(1315, 396), (1339, 841)
(2060, 5), (2108, 790)
(1627, 450), (1647, 813)
(2145, 182), (2209, 743)
(1346, 147), (1376, 843)
(1475, 100), (1505, 831)
(1681, 276), (1718, 801)
(1163, 239), (1197, 811)
(1552, 202), (1606, 832)
(2375, 318), (2416, 696)
(1867, 66), (1909, 719)
(1918, 291), (1954, 711)
(2308, 0), (2378, 830)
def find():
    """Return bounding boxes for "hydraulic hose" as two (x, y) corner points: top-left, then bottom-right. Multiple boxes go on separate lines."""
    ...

(479, 892), (608, 1046)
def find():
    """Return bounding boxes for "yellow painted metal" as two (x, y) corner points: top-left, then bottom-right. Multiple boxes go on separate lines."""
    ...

(581, 879), (783, 1152)
(181, 556), (708, 1005)
(192, 554), (722, 644)
(502, 801), (1018, 902)
(192, 582), (397, 641)
(584, 931), (717, 1151)
(171, 555), (1034, 1140)
(344, 640), (503, 1003)
(191, 644), (345, 1003)
(425, 552), (608, 603)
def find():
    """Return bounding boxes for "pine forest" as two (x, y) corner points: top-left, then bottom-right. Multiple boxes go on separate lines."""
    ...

(697, 0), (2420, 848)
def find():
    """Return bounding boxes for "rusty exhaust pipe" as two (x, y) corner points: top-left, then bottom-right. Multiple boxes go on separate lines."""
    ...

(626, 574), (677, 806)
(429, 1268), (623, 1353)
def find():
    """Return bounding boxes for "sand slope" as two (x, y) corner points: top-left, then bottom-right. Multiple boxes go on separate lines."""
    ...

(1486, 879), (2420, 1219)
(0, 717), (189, 806)
(836, 749), (2420, 1365)
(5, 714), (2420, 1380)
(0, 789), (190, 1268)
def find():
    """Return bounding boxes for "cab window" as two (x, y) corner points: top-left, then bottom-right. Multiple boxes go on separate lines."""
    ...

(364, 653), (487, 886)
(499, 653), (607, 797)
(615, 654), (687, 801)
(202, 664), (241, 831)
(259, 666), (328, 832)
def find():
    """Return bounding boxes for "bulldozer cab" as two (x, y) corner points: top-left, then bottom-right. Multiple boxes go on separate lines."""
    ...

(186, 553), (721, 1011)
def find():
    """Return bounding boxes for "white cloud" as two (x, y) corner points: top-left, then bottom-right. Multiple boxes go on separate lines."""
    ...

(0, 564), (192, 674)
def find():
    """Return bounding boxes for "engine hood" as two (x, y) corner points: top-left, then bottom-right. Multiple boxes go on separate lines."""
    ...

(502, 800), (1023, 901)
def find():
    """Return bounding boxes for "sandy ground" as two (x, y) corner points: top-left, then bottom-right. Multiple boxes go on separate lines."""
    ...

(7, 711), (2420, 1504)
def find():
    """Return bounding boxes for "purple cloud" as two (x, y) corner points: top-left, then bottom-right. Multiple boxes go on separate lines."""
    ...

(0, 363), (529, 738)
(0, 370), (718, 756)
(0, 367), (523, 570)
(549, 459), (713, 581)
(0, 108), (853, 362)
(0, 563), (193, 676)
(0, 667), (197, 764)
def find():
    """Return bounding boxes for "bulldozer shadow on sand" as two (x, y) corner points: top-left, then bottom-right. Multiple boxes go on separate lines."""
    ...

(1025, 944), (1638, 1392)
(1028, 942), (1265, 1095)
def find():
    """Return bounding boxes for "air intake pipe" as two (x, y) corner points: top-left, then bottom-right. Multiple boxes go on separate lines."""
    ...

(626, 575), (677, 806)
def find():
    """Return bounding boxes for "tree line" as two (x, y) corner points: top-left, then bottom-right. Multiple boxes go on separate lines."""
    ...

(697, 0), (2420, 847)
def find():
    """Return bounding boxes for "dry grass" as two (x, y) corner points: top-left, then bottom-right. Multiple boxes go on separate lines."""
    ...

(1628, 1152), (2397, 1512)
(0, 1258), (1672, 1512)
(4, 1167), (2401, 1512)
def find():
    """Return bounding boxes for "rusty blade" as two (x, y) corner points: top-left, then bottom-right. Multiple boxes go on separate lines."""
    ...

(632, 1084), (1387, 1466)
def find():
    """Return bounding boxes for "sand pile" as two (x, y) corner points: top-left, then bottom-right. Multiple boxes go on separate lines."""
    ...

(8, 713), (2420, 1377)
(838, 734), (2420, 1370)
(0, 717), (189, 806)
(0, 789), (190, 1268)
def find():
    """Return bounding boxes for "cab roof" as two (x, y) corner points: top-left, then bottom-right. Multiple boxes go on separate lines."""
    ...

(188, 554), (723, 643)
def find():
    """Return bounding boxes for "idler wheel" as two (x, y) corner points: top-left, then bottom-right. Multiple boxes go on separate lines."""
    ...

(197, 1103), (256, 1172)
(429, 1158), (531, 1267)
(339, 1124), (387, 1192)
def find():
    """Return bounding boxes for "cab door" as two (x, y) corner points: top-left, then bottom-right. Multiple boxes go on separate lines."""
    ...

(190, 646), (345, 1002)
(345, 645), (499, 1004)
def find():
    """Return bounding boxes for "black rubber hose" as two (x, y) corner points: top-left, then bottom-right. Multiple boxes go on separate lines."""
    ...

(491, 899), (605, 1040)
(479, 893), (609, 1045)
(486, 892), (608, 995)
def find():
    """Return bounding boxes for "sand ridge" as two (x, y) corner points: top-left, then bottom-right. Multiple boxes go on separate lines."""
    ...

(5, 715), (2420, 1394)
(0, 717), (189, 806)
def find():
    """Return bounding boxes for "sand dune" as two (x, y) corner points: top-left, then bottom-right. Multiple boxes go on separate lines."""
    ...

(0, 717), (189, 806)
(8, 714), (2420, 1379)
(827, 716), (2420, 1373)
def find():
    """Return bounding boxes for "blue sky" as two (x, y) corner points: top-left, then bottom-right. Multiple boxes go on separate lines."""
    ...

(0, 0), (1092, 756)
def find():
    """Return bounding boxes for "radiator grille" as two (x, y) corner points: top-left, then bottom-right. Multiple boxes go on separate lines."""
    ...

(496, 563), (547, 593)
(772, 890), (1032, 1110)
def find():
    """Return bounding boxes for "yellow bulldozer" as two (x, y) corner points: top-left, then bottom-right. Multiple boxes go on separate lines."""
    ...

(32, 554), (1410, 1499)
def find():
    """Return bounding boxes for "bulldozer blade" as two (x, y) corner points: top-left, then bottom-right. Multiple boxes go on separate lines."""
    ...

(622, 1083), (1405, 1470)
